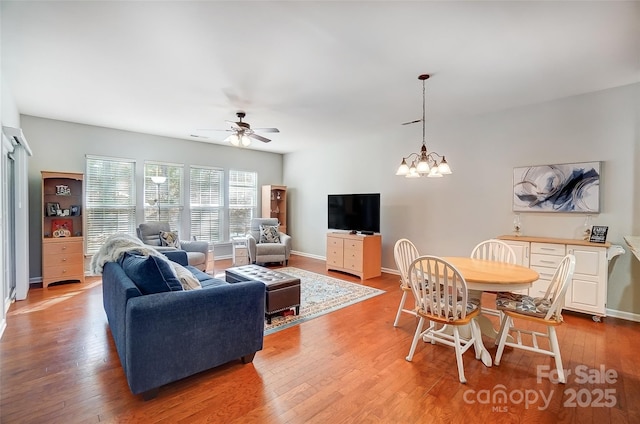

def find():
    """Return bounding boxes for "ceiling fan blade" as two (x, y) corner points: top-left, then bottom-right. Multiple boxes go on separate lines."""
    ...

(253, 127), (280, 133)
(196, 128), (233, 132)
(225, 120), (243, 130)
(249, 133), (271, 143)
(401, 119), (422, 125)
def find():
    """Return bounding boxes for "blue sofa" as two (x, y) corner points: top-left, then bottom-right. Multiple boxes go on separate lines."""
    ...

(101, 250), (265, 399)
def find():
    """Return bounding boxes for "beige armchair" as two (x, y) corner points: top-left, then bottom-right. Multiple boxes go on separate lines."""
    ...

(136, 222), (210, 271)
(246, 218), (291, 265)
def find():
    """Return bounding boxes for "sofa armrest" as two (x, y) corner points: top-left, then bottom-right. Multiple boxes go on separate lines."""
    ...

(246, 234), (257, 262)
(279, 233), (292, 259)
(124, 281), (265, 394)
(161, 250), (188, 266)
(179, 240), (209, 255)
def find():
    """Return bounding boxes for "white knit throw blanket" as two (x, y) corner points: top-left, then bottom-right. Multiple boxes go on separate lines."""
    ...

(90, 233), (167, 275)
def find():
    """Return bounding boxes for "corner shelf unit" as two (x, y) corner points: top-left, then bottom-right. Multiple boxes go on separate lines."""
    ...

(41, 171), (85, 288)
(262, 185), (287, 234)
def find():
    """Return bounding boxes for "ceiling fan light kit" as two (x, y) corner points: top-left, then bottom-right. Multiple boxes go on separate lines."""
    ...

(197, 111), (280, 148)
(396, 74), (452, 179)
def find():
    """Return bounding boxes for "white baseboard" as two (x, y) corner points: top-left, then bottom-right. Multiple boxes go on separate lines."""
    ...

(290, 250), (325, 261)
(382, 267), (398, 275)
(605, 308), (640, 322)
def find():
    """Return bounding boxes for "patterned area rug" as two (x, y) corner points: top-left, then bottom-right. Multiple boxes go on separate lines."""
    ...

(263, 267), (385, 335)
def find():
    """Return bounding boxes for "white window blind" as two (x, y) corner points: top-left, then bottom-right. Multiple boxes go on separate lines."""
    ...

(190, 166), (224, 243)
(85, 156), (136, 254)
(229, 170), (257, 238)
(144, 162), (183, 231)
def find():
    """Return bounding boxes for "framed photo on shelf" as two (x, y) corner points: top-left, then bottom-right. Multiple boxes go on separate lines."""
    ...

(589, 226), (609, 244)
(56, 184), (71, 195)
(46, 202), (60, 217)
(70, 205), (81, 216)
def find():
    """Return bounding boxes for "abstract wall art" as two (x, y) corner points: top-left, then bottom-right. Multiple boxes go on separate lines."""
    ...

(513, 162), (601, 213)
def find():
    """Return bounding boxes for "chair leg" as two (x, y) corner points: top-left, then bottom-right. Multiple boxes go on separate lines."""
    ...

(470, 319), (482, 360)
(494, 315), (511, 366)
(406, 317), (425, 362)
(453, 326), (467, 383)
(393, 291), (408, 327)
(549, 326), (565, 384)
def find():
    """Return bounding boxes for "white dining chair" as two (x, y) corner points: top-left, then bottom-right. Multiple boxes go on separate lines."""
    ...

(470, 239), (517, 264)
(405, 256), (481, 383)
(494, 254), (576, 383)
(470, 239), (517, 317)
(393, 238), (420, 327)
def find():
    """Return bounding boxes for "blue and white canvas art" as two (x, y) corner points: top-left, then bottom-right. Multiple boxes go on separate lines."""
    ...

(513, 162), (600, 213)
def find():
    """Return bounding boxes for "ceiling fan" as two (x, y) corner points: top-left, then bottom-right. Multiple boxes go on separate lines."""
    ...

(192, 111), (280, 147)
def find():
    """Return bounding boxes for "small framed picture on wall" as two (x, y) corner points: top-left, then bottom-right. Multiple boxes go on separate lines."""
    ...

(70, 205), (81, 216)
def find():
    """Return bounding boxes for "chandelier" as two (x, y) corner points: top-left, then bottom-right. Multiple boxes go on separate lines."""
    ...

(395, 74), (452, 178)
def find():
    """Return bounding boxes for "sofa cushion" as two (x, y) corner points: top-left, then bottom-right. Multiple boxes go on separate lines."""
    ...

(185, 265), (229, 288)
(119, 252), (183, 294)
(159, 231), (181, 249)
(259, 224), (280, 244)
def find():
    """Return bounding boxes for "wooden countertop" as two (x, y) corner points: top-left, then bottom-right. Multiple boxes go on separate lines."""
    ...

(497, 234), (611, 248)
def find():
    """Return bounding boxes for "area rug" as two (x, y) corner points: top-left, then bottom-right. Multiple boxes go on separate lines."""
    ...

(263, 267), (385, 335)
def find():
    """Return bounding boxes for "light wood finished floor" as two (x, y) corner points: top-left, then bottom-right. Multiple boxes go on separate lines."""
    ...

(1, 255), (639, 423)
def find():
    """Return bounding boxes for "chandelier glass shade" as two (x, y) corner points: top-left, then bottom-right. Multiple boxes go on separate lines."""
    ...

(396, 74), (452, 179)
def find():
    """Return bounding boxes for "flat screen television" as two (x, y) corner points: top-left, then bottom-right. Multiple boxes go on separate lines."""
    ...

(328, 193), (380, 234)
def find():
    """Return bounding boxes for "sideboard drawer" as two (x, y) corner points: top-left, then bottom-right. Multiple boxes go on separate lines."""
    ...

(531, 243), (565, 256)
(530, 253), (564, 268)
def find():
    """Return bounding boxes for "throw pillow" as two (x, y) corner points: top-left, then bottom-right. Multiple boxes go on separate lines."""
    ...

(119, 252), (183, 294)
(159, 231), (181, 249)
(259, 224), (281, 244)
(172, 262), (202, 290)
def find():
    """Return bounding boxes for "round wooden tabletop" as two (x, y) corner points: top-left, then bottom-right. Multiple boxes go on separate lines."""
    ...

(441, 256), (539, 289)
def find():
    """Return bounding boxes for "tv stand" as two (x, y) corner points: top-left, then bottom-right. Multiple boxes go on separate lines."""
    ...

(326, 232), (382, 280)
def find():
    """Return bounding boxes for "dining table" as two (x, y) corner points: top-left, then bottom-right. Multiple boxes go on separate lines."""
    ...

(435, 256), (539, 367)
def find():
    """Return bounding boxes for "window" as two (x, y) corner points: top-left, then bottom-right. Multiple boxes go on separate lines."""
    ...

(190, 166), (224, 243)
(228, 170), (257, 238)
(144, 162), (183, 231)
(85, 156), (136, 254)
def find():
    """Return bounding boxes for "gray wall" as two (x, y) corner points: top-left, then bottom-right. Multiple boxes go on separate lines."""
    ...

(284, 83), (640, 317)
(21, 115), (284, 279)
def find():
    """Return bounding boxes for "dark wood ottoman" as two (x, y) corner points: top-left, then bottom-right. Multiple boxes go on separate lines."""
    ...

(225, 265), (301, 324)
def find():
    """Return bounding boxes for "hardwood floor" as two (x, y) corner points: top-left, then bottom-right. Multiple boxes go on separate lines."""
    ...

(1, 255), (639, 423)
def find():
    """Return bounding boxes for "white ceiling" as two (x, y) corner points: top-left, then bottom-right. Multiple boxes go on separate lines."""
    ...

(2, 1), (639, 154)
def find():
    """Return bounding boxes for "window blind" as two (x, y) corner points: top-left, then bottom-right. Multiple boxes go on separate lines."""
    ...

(144, 162), (183, 231)
(228, 170), (257, 238)
(190, 166), (224, 243)
(85, 156), (136, 254)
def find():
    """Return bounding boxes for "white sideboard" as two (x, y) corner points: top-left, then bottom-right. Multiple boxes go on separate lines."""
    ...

(498, 235), (613, 321)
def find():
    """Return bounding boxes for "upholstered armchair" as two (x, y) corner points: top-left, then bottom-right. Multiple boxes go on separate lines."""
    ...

(136, 222), (210, 271)
(246, 218), (291, 265)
